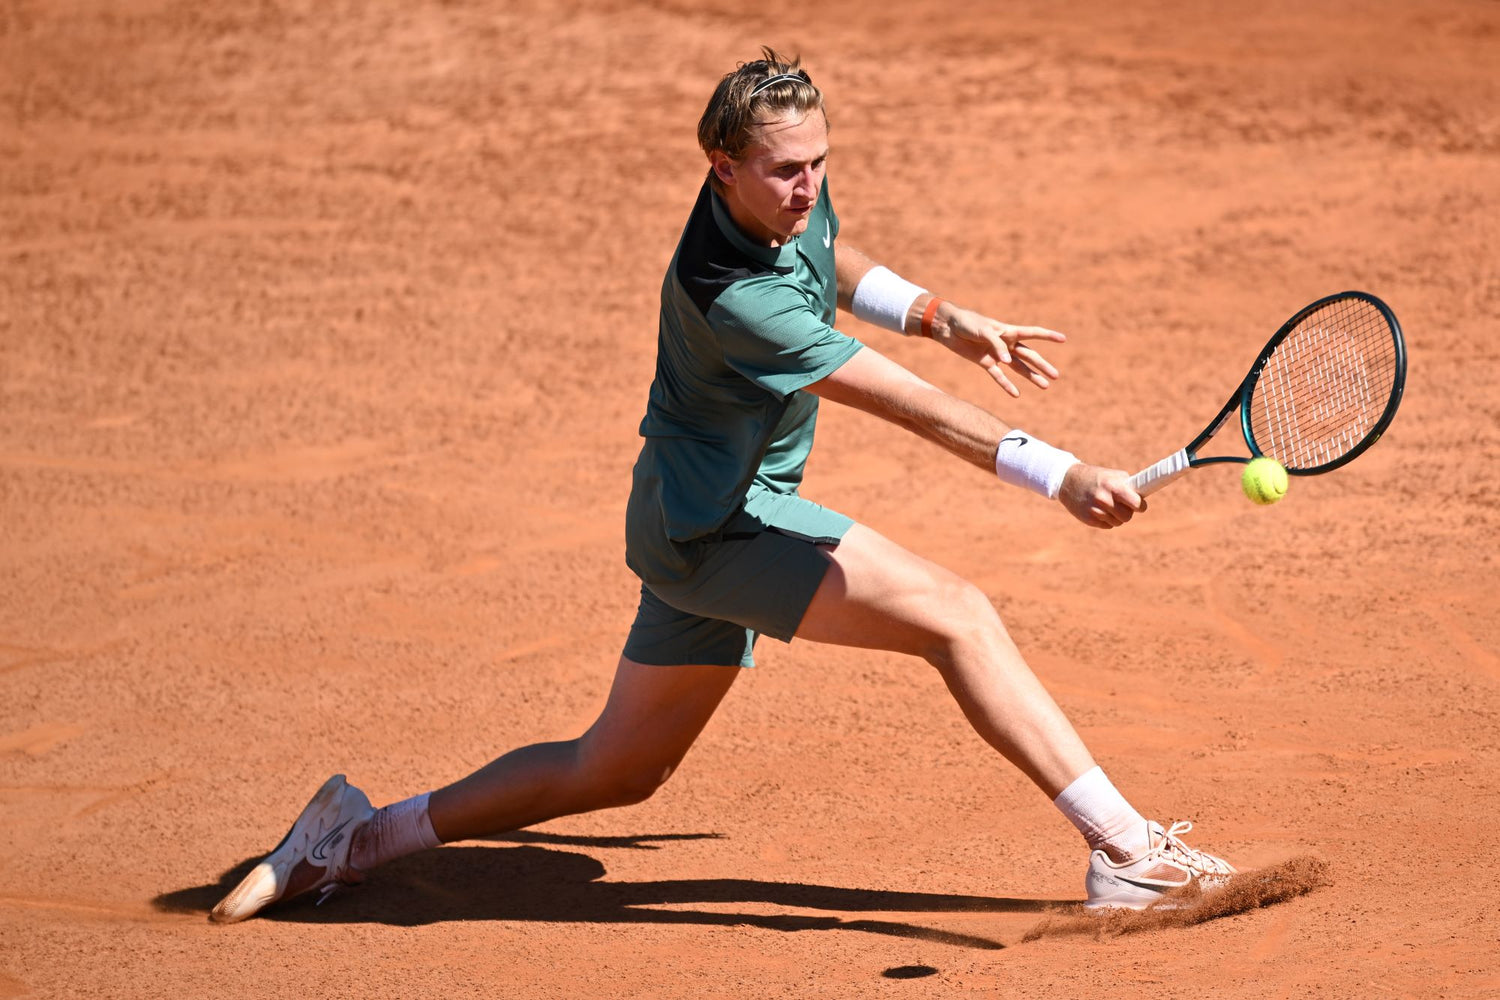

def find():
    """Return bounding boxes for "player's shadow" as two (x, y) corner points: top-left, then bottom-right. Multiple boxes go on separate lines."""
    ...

(154, 833), (1065, 951)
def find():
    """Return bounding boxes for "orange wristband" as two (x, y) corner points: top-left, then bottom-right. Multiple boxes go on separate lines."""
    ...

(921, 297), (946, 338)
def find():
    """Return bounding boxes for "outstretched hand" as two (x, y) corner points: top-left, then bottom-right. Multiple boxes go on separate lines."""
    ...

(1058, 465), (1146, 529)
(933, 303), (1065, 397)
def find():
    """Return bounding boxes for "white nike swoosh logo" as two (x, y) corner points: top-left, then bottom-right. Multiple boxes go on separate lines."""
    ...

(822, 220), (830, 248)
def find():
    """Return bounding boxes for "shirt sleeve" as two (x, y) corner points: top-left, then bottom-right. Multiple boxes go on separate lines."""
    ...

(710, 277), (863, 400)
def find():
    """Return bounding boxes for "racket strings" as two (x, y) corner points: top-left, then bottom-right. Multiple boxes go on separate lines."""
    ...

(1249, 297), (1399, 471)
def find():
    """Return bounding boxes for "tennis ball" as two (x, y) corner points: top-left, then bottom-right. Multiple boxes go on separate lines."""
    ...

(1242, 457), (1288, 505)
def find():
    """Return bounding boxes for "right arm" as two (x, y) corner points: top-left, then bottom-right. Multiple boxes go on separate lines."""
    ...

(806, 345), (1145, 529)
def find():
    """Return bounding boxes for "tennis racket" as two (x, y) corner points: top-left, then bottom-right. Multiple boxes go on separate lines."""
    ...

(1129, 290), (1407, 497)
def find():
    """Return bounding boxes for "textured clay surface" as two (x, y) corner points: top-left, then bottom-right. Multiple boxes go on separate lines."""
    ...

(2, 1), (1497, 996)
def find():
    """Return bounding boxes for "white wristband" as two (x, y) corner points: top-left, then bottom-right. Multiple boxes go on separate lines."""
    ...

(851, 266), (926, 334)
(994, 429), (1079, 500)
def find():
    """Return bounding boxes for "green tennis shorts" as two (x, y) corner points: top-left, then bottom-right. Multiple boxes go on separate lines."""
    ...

(623, 492), (854, 668)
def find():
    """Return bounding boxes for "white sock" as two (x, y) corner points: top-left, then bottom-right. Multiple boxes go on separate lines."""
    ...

(1053, 766), (1150, 862)
(350, 792), (443, 872)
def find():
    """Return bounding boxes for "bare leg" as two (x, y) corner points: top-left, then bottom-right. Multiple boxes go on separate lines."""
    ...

(426, 657), (739, 842)
(797, 523), (1095, 798)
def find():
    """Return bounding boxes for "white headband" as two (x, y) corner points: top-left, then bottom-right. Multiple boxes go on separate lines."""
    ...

(749, 72), (805, 97)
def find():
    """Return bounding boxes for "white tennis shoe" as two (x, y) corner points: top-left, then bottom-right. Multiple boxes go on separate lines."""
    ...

(210, 774), (373, 923)
(1085, 820), (1237, 910)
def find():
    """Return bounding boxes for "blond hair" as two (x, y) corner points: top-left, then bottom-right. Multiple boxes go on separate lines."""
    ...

(697, 47), (826, 163)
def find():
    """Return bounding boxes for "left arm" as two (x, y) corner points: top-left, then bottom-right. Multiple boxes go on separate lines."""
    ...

(833, 244), (884, 313)
(835, 244), (1064, 398)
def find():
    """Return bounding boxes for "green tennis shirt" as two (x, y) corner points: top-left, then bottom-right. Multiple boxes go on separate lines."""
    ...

(625, 177), (864, 584)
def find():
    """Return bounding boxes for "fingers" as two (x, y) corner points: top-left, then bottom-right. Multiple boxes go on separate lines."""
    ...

(988, 337), (1011, 365)
(1016, 361), (1051, 390)
(1059, 466), (1150, 529)
(1089, 479), (1146, 528)
(946, 318), (1015, 366)
(999, 330), (1061, 387)
(986, 336), (1055, 389)
(985, 363), (1022, 398)
(1087, 507), (1122, 528)
(1111, 477), (1145, 513)
(1076, 474), (1148, 529)
(1012, 344), (1060, 380)
(1006, 324), (1067, 344)
(1086, 501), (1130, 528)
(999, 350), (1052, 391)
(942, 312), (1067, 395)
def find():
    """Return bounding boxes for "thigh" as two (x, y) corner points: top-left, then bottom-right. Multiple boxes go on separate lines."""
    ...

(578, 655), (741, 780)
(647, 493), (854, 646)
(796, 522), (998, 659)
(624, 583), (756, 668)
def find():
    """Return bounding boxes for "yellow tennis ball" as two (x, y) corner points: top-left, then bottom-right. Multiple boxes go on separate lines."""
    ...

(1242, 457), (1288, 505)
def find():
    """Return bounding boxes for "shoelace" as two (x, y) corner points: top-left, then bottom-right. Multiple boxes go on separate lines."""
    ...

(312, 849), (365, 907)
(314, 863), (368, 907)
(1150, 820), (1235, 876)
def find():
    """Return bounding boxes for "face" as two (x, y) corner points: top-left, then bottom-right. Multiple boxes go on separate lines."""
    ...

(710, 108), (829, 246)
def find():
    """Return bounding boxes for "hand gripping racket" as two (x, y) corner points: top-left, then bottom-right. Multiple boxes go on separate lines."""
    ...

(1129, 291), (1407, 497)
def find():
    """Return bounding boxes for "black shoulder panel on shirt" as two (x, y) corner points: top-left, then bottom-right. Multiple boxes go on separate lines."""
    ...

(675, 183), (793, 317)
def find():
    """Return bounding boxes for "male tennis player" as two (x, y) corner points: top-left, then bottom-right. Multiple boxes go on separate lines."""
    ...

(212, 49), (1235, 923)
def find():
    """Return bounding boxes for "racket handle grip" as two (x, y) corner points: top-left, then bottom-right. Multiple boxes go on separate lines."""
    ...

(1129, 449), (1191, 497)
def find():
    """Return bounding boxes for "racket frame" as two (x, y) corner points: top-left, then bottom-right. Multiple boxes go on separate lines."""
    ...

(1129, 290), (1407, 497)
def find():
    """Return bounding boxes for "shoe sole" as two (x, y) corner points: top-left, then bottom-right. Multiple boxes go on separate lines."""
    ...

(1085, 895), (1191, 912)
(210, 774), (354, 924)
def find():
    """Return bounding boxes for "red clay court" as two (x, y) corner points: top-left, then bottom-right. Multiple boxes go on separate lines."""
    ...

(2, 1), (1496, 996)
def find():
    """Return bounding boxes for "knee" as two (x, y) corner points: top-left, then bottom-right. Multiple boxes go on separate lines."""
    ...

(919, 577), (1005, 667)
(606, 760), (675, 807)
(575, 740), (677, 809)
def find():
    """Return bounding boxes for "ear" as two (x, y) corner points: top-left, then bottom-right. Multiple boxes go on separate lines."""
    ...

(708, 151), (736, 187)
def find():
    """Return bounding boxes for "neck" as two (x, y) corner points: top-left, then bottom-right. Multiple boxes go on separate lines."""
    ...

(716, 184), (787, 247)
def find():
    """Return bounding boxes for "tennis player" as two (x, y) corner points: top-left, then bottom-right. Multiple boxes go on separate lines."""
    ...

(212, 49), (1235, 923)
